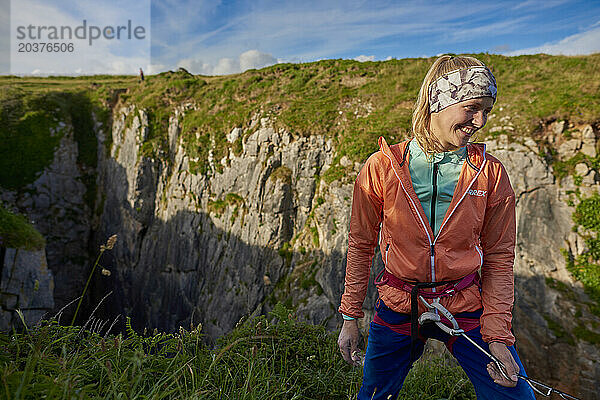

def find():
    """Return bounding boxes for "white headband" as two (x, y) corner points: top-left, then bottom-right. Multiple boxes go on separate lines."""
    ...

(428, 66), (497, 113)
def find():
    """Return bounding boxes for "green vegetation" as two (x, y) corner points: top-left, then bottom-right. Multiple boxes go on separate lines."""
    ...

(0, 89), (62, 189)
(2, 55), (600, 186)
(573, 323), (600, 345)
(310, 225), (320, 247)
(277, 242), (293, 267)
(207, 193), (246, 220)
(269, 166), (292, 185)
(565, 193), (600, 316)
(207, 199), (226, 216)
(7, 55), (588, 184)
(0, 205), (45, 250)
(543, 314), (575, 345)
(0, 76), (118, 212)
(0, 303), (476, 399)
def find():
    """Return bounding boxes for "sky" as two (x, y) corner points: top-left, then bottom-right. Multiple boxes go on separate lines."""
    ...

(4, 0), (600, 75)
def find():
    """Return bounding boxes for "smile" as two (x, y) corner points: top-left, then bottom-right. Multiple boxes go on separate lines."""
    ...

(458, 126), (476, 135)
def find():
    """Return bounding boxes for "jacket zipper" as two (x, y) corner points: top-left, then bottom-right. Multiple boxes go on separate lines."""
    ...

(385, 243), (390, 265)
(381, 142), (487, 284)
(474, 244), (483, 267)
(430, 162), (439, 236)
(430, 162), (439, 285)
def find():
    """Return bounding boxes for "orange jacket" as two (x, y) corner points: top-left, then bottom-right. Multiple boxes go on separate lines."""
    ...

(339, 137), (516, 345)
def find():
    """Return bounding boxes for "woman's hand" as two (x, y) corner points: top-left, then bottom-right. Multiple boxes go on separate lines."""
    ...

(337, 319), (362, 366)
(487, 342), (519, 387)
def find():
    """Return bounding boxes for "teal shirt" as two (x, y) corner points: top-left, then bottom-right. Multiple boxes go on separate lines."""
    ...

(408, 139), (467, 237)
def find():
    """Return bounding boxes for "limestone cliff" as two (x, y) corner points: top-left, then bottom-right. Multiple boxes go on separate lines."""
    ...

(0, 247), (54, 330)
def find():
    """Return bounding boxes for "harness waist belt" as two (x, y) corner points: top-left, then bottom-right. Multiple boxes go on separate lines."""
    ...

(374, 269), (481, 297)
(374, 269), (481, 361)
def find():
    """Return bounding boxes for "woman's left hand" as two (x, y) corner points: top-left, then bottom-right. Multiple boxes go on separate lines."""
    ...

(487, 342), (519, 387)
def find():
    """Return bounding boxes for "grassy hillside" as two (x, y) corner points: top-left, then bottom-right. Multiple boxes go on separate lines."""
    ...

(2, 54), (599, 185)
(115, 54), (600, 181)
(0, 304), (476, 399)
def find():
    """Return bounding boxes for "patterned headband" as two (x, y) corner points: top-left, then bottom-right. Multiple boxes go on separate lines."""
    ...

(428, 66), (497, 113)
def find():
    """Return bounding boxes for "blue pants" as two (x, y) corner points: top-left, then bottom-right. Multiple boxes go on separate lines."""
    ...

(358, 300), (536, 400)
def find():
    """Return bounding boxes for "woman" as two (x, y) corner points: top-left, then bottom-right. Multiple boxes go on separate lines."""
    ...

(337, 55), (535, 400)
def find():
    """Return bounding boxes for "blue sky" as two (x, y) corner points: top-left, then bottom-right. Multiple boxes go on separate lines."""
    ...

(6, 0), (600, 75)
(151, 0), (600, 74)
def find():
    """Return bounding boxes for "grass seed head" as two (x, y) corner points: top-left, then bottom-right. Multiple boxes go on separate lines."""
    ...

(106, 234), (117, 250)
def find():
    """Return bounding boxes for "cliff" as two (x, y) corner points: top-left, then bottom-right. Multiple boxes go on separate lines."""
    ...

(1, 54), (599, 398)
(0, 206), (54, 329)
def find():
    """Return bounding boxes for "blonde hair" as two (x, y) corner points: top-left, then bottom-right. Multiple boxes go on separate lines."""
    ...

(412, 55), (487, 154)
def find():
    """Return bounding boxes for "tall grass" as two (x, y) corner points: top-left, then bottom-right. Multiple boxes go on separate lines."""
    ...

(1, 302), (476, 399)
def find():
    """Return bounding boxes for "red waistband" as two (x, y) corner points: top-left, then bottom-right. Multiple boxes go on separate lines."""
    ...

(374, 269), (481, 298)
(373, 313), (480, 335)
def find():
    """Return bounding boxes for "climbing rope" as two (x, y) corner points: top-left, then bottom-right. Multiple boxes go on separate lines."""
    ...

(418, 296), (581, 400)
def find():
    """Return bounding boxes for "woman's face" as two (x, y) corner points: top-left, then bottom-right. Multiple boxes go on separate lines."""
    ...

(429, 96), (494, 152)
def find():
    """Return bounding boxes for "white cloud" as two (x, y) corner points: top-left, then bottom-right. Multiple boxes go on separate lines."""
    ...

(177, 49), (277, 75)
(354, 55), (375, 62)
(239, 49), (277, 71)
(10, 0), (151, 75)
(511, 0), (569, 10)
(507, 26), (600, 56)
(153, 1), (503, 68)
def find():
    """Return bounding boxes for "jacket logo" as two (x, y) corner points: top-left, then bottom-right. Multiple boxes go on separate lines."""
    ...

(468, 189), (487, 197)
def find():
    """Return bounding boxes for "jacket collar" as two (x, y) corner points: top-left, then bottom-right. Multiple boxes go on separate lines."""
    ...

(379, 137), (486, 171)
(378, 136), (488, 241)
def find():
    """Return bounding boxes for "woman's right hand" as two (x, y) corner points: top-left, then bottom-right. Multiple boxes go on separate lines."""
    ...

(337, 319), (363, 366)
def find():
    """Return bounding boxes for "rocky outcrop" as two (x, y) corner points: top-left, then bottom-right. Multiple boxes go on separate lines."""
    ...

(487, 129), (600, 399)
(0, 124), (95, 323)
(0, 247), (54, 330)
(94, 107), (339, 338)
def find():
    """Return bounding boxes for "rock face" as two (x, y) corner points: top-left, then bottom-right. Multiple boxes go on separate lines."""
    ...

(94, 107), (340, 339)
(487, 135), (600, 399)
(0, 248), (54, 330)
(0, 125), (94, 323)
(2, 102), (598, 397)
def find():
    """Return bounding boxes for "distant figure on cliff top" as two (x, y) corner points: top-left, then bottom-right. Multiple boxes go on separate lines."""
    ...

(139, 68), (144, 82)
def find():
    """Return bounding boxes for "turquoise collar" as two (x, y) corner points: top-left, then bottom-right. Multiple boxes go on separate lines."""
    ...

(409, 138), (467, 164)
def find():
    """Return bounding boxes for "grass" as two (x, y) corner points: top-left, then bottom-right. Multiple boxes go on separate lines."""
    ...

(0, 302), (476, 399)
(0, 77), (114, 210)
(19, 54), (591, 183)
(2, 54), (599, 185)
(0, 205), (45, 250)
(542, 315), (575, 346)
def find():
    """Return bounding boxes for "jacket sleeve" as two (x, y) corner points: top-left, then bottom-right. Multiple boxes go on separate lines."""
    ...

(338, 154), (384, 318)
(480, 163), (516, 345)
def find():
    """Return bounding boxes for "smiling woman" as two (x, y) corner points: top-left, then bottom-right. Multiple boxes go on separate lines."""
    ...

(337, 54), (538, 400)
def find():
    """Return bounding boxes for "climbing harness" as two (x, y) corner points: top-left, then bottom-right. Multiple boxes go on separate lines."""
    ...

(418, 296), (581, 400)
(374, 269), (481, 361)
